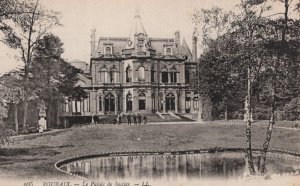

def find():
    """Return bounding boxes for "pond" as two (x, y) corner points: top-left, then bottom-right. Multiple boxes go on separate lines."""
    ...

(58, 151), (300, 180)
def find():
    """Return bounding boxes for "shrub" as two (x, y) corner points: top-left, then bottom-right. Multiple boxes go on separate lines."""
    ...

(0, 126), (16, 147)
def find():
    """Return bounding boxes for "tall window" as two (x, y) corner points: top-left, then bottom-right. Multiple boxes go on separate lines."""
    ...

(99, 96), (102, 111)
(105, 93), (115, 114)
(139, 93), (146, 110)
(138, 66), (145, 82)
(151, 66), (155, 83)
(162, 69), (168, 83)
(185, 69), (190, 84)
(170, 69), (177, 83)
(100, 68), (108, 83)
(126, 66), (132, 82)
(166, 93), (175, 111)
(126, 93), (132, 112)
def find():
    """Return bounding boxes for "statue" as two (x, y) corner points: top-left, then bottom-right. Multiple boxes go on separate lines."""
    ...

(38, 116), (47, 133)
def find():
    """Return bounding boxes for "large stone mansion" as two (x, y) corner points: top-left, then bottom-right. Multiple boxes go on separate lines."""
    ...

(62, 11), (200, 118)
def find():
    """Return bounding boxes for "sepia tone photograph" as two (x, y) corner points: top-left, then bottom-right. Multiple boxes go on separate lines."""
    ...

(0, 0), (299, 185)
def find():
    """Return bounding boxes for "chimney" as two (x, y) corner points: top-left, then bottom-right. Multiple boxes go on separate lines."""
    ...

(192, 33), (198, 62)
(174, 31), (180, 47)
(91, 29), (96, 58)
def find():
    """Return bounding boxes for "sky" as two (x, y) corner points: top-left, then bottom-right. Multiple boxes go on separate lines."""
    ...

(0, 0), (247, 75)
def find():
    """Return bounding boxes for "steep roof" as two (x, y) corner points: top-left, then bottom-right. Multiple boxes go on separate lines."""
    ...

(93, 11), (193, 61)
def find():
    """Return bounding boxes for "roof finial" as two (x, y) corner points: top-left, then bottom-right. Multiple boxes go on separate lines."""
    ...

(134, 8), (140, 18)
(134, 0), (141, 18)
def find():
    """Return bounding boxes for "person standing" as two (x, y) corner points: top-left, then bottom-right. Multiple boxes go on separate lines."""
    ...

(138, 114), (142, 124)
(114, 117), (118, 125)
(127, 114), (131, 125)
(133, 113), (137, 125)
(143, 115), (147, 125)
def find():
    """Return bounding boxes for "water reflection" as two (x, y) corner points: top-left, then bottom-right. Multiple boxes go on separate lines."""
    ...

(60, 152), (300, 180)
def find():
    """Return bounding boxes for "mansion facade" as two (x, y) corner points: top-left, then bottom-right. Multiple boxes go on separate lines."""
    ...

(63, 12), (200, 117)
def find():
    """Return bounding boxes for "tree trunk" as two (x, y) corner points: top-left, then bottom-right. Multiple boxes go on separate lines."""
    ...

(282, 0), (289, 41)
(258, 86), (275, 173)
(56, 100), (60, 128)
(23, 61), (29, 128)
(245, 66), (256, 175)
(47, 95), (53, 128)
(14, 103), (19, 134)
(23, 100), (28, 128)
(224, 104), (228, 121)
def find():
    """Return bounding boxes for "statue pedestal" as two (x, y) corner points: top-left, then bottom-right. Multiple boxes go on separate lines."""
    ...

(197, 109), (204, 123)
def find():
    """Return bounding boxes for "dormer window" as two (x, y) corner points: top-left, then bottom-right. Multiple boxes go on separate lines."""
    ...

(166, 48), (171, 55)
(105, 46), (112, 55)
(164, 43), (173, 55)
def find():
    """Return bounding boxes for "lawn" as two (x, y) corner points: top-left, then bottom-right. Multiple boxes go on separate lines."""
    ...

(0, 122), (299, 179)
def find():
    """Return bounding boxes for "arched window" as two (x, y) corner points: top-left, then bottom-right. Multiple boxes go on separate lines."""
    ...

(166, 48), (172, 55)
(100, 68), (108, 83)
(105, 47), (112, 54)
(126, 66), (132, 82)
(109, 67), (118, 83)
(139, 93), (146, 110)
(161, 68), (168, 83)
(126, 93), (132, 112)
(138, 66), (145, 82)
(170, 68), (177, 83)
(105, 93), (115, 114)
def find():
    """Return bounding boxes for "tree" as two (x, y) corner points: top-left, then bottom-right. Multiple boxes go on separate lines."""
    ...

(0, 0), (61, 128)
(30, 34), (87, 127)
(198, 35), (247, 120)
(193, 2), (270, 174)
(193, 0), (300, 176)
(254, 0), (300, 173)
(0, 70), (24, 134)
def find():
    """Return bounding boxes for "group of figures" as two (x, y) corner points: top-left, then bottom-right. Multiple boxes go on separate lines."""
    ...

(114, 113), (147, 125)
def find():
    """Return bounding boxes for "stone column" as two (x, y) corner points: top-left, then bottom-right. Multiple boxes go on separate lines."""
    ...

(101, 94), (105, 115)
(123, 91), (127, 113)
(163, 96), (166, 113)
(175, 93), (178, 113)
(115, 93), (118, 115)
(180, 91), (186, 114)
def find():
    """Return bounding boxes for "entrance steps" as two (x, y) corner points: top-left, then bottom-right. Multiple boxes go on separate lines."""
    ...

(92, 113), (196, 124)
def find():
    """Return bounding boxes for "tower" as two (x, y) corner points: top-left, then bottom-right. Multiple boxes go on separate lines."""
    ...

(192, 30), (198, 63)
(90, 29), (96, 58)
